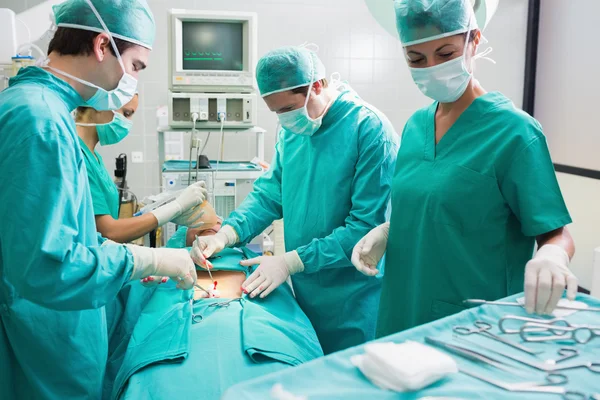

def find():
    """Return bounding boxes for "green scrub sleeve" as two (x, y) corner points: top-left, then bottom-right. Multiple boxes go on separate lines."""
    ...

(500, 136), (572, 237)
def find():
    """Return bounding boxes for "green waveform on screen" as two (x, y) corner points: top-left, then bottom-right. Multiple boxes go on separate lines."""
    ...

(184, 50), (223, 61)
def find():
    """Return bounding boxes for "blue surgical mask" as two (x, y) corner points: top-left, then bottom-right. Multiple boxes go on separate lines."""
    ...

(277, 82), (323, 137)
(409, 55), (472, 103)
(408, 30), (493, 103)
(42, 0), (138, 111)
(277, 81), (336, 137)
(77, 111), (133, 146)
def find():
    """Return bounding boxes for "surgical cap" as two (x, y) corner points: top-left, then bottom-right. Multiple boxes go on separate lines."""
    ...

(256, 46), (326, 97)
(53, 0), (155, 50)
(394, 0), (478, 47)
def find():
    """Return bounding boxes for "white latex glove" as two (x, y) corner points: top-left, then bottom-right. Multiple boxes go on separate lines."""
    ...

(240, 251), (304, 298)
(171, 205), (205, 229)
(126, 245), (197, 290)
(190, 225), (238, 265)
(151, 182), (207, 226)
(524, 244), (577, 315)
(351, 223), (389, 277)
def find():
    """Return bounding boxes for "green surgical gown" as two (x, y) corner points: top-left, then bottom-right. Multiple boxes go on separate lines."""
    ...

(377, 92), (572, 337)
(79, 137), (120, 219)
(225, 89), (399, 354)
(0, 67), (135, 399)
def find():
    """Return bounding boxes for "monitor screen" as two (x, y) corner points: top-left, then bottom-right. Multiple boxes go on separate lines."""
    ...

(182, 21), (243, 71)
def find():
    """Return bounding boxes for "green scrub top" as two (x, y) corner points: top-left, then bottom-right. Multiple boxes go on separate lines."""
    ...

(378, 92), (572, 338)
(224, 88), (399, 354)
(78, 137), (119, 219)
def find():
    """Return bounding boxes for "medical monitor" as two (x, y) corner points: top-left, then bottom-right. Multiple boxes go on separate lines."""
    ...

(168, 10), (257, 93)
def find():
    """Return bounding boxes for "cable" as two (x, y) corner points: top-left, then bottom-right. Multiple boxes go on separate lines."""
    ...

(215, 113), (226, 184)
(188, 113), (199, 185)
(16, 17), (31, 45)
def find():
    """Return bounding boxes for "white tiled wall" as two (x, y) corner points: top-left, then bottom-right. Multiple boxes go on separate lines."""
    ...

(6, 0), (529, 199)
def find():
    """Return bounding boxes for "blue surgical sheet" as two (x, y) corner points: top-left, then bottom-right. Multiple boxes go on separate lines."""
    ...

(109, 232), (323, 399)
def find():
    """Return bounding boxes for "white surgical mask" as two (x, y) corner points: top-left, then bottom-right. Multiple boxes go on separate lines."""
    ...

(408, 28), (493, 103)
(41, 0), (137, 111)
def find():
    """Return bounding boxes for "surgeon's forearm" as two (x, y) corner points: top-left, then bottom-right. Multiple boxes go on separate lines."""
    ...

(536, 226), (575, 260)
(95, 214), (159, 244)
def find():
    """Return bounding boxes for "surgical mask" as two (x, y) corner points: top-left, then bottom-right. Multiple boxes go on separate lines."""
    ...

(277, 81), (323, 136)
(277, 81), (336, 137)
(408, 29), (493, 103)
(77, 111), (133, 146)
(41, 0), (138, 111)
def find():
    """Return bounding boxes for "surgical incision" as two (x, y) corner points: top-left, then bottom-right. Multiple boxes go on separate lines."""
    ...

(193, 270), (245, 300)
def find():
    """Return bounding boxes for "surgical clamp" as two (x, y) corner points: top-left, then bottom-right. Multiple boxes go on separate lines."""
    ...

(464, 299), (600, 312)
(520, 322), (600, 344)
(460, 368), (586, 399)
(208, 298), (242, 308)
(424, 336), (514, 373)
(453, 321), (541, 355)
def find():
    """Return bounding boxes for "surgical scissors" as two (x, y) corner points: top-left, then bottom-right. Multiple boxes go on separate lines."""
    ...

(453, 321), (541, 355)
(499, 315), (571, 335)
(520, 322), (600, 344)
(460, 368), (586, 399)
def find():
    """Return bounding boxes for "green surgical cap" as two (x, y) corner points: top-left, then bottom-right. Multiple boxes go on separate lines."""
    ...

(256, 46), (326, 97)
(394, 0), (477, 47)
(53, 0), (155, 50)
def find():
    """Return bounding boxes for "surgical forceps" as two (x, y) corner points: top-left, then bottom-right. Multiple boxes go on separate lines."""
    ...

(460, 368), (586, 399)
(499, 315), (571, 335)
(454, 337), (599, 374)
(194, 283), (211, 297)
(424, 337), (514, 372)
(464, 299), (600, 312)
(194, 235), (215, 282)
(520, 322), (600, 344)
(453, 321), (541, 355)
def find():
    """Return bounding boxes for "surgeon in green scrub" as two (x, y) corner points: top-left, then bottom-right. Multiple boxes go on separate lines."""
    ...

(352, 0), (577, 338)
(75, 94), (212, 247)
(192, 46), (399, 354)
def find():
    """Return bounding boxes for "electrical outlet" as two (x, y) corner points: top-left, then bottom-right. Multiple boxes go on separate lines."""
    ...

(131, 151), (144, 163)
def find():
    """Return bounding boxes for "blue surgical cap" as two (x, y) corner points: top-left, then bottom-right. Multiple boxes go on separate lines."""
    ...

(256, 46), (326, 97)
(53, 0), (155, 50)
(394, 0), (477, 47)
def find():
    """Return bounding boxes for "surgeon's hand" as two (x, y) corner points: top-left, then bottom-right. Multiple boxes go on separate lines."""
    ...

(240, 251), (304, 299)
(151, 182), (207, 227)
(190, 225), (239, 263)
(351, 222), (389, 277)
(126, 245), (197, 290)
(524, 244), (578, 315)
(171, 205), (205, 229)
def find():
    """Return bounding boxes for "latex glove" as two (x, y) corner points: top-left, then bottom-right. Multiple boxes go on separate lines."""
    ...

(524, 244), (577, 315)
(351, 222), (389, 277)
(126, 245), (197, 290)
(151, 182), (207, 226)
(240, 251), (304, 298)
(190, 225), (238, 264)
(171, 205), (205, 229)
